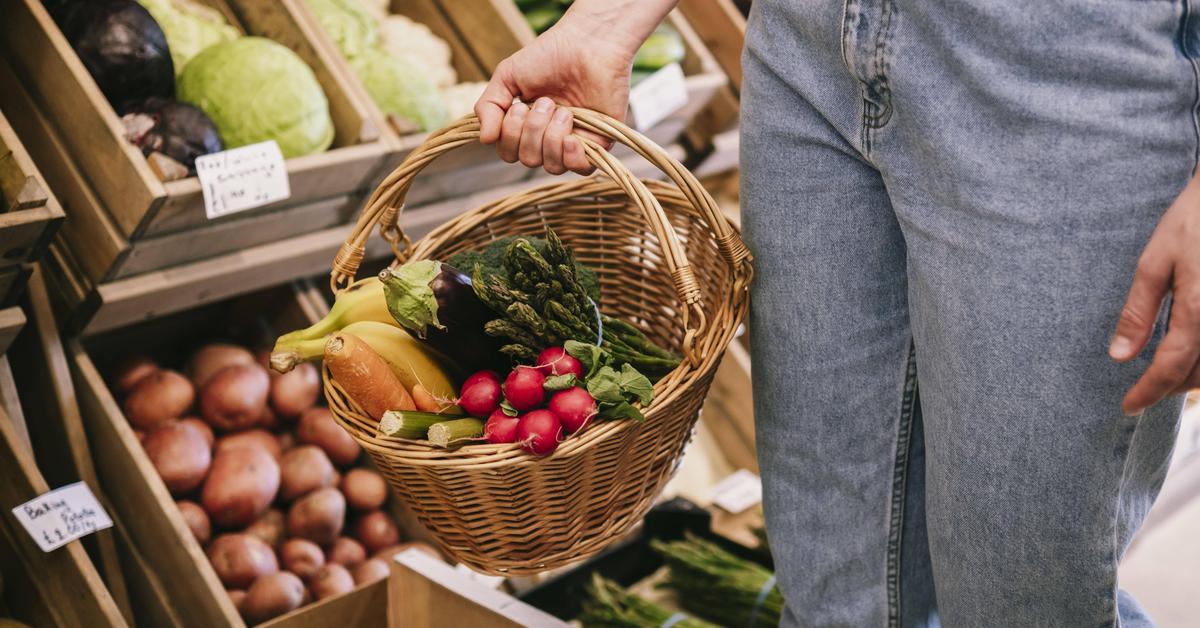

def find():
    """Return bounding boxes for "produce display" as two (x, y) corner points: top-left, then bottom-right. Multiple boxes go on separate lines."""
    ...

(107, 340), (440, 624)
(271, 229), (677, 457)
(579, 574), (716, 628)
(513, 0), (687, 83)
(45, 0), (336, 181)
(652, 533), (784, 627)
(304, 0), (488, 131)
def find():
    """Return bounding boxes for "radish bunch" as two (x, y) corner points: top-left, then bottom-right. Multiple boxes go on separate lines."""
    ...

(457, 347), (595, 456)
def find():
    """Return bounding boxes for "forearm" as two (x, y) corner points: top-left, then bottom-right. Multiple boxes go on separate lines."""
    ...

(557, 0), (679, 59)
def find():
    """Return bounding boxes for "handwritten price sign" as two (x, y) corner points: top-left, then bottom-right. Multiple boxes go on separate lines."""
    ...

(11, 482), (114, 552)
(195, 140), (291, 220)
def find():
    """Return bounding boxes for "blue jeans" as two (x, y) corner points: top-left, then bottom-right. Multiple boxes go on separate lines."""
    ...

(740, 1), (1194, 625)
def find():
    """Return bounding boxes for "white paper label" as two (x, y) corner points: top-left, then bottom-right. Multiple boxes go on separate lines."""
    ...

(709, 469), (763, 514)
(454, 562), (506, 589)
(628, 63), (689, 131)
(195, 140), (290, 219)
(11, 482), (113, 552)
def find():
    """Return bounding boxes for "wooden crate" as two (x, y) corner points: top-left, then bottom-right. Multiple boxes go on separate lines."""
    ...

(0, 0), (390, 283)
(434, 1), (727, 149)
(67, 280), (446, 626)
(0, 399), (128, 626)
(0, 108), (64, 305)
(293, 0), (537, 208)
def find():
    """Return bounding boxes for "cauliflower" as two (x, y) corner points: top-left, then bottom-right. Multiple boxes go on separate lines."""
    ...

(379, 15), (456, 87)
(441, 82), (488, 121)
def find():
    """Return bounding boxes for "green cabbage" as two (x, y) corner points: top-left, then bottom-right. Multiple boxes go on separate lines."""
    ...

(305, 0), (379, 59)
(138, 0), (237, 76)
(350, 48), (448, 132)
(177, 37), (334, 157)
(633, 25), (686, 71)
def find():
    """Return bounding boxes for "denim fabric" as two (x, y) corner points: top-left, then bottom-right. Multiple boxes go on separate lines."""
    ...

(740, 1), (1195, 626)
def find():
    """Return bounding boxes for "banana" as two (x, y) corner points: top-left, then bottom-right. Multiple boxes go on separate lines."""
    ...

(272, 276), (395, 372)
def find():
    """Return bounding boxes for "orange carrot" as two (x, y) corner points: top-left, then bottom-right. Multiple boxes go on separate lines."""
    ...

(324, 333), (415, 420)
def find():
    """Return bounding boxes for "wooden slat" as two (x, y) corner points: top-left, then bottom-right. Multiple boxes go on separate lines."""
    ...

(0, 57), (129, 286)
(115, 194), (359, 278)
(0, 404), (127, 628)
(10, 267), (136, 623)
(0, 264), (32, 307)
(0, 307), (25, 355)
(433, 0), (532, 70)
(69, 338), (243, 627)
(678, 0), (746, 90)
(0, 355), (30, 453)
(389, 550), (566, 627)
(265, 580), (388, 628)
(0, 107), (64, 270)
(0, 0), (164, 237)
(699, 340), (756, 473)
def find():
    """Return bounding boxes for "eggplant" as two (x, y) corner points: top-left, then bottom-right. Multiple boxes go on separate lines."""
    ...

(379, 261), (508, 372)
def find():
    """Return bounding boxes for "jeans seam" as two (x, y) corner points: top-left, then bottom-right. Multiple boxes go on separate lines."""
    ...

(1107, 417), (1142, 628)
(1181, 0), (1200, 171)
(885, 341), (919, 628)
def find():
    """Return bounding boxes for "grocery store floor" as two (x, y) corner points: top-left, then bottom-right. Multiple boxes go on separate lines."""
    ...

(1120, 394), (1200, 628)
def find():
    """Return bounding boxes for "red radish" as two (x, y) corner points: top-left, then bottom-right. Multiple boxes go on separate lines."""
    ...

(504, 366), (545, 411)
(483, 409), (520, 444)
(548, 387), (597, 433)
(516, 410), (561, 456)
(535, 347), (584, 379)
(459, 371), (501, 417)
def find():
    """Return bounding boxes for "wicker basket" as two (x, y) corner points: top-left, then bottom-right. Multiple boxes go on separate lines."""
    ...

(324, 109), (753, 575)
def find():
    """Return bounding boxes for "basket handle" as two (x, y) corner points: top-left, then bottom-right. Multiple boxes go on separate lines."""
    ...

(330, 108), (752, 365)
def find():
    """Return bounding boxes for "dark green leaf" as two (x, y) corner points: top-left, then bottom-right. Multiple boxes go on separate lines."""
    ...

(617, 363), (655, 405)
(565, 340), (606, 377)
(598, 400), (646, 422)
(543, 373), (578, 392)
(586, 366), (626, 403)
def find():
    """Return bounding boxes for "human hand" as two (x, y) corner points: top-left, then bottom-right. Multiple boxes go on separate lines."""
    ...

(474, 7), (649, 175)
(1110, 176), (1200, 414)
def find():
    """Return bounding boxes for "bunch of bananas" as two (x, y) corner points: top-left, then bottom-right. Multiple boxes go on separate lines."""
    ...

(271, 276), (459, 407)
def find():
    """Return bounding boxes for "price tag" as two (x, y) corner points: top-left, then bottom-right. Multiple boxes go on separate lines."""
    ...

(709, 469), (763, 514)
(11, 482), (113, 552)
(195, 140), (291, 220)
(454, 563), (506, 589)
(627, 62), (688, 131)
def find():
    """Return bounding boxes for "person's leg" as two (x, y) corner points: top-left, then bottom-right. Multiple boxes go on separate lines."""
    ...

(741, 2), (937, 625)
(870, 1), (1195, 624)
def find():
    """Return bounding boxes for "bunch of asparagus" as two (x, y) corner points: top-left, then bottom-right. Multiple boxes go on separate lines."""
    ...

(579, 574), (717, 628)
(651, 533), (784, 627)
(470, 229), (680, 379)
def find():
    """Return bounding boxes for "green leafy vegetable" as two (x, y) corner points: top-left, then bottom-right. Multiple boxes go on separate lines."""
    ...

(617, 363), (655, 405)
(542, 373), (578, 392)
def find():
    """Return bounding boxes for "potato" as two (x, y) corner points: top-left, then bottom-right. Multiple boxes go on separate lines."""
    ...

(180, 417), (214, 447)
(326, 536), (366, 567)
(242, 571), (304, 623)
(258, 405), (280, 430)
(297, 408), (360, 467)
(271, 362), (320, 418)
(352, 558), (390, 585)
(374, 541), (440, 562)
(227, 589), (247, 613)
(245, 509), (285, 549)
(201, 364), (270, 432)
(286, 487), (345, 545)
(277, 431), (297, 452)
(309, 563), (354, 600)
(124, 370), (194, 430)
(188, 343), (255, 388)
(143, 421), (211, 495)
(279, 445), (336, 502)
(111, 355), (159, 396)
(201, 447), (280, 528)
(207, 534), (278, 589)
(340, 468), (388, 511)
(215, 429), (282, 461)
(176, 500), (211, 545)
(280, 539), (325, 579)
(352, 511), (400, 554)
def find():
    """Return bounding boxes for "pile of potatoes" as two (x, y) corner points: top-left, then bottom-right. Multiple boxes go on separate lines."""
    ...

(112, 342), (439, 624)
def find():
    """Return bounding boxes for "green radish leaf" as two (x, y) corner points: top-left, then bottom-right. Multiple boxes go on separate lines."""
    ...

(586, 366), (625, 403)
(598, 400), (646, 422)
(500, 400), (519, 417)
(565, 340), (606, 379)
(617, 363), (655, 405)
(543, 373), (577, 392)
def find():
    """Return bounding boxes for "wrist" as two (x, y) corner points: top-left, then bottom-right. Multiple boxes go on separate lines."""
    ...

(555, 0), (676, 62)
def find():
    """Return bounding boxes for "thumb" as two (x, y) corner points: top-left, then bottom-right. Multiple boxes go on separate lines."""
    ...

(1111, 252), (1171, 362)
(475, 61), (518, 145)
